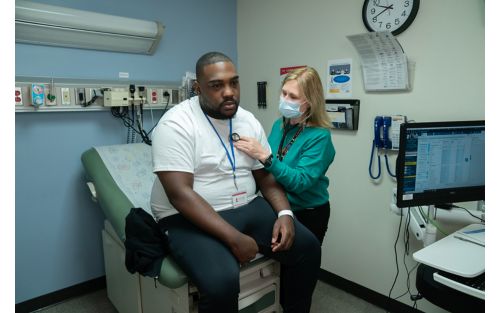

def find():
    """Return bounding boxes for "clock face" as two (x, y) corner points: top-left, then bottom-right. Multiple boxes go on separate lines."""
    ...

(362, 0), (420, 35)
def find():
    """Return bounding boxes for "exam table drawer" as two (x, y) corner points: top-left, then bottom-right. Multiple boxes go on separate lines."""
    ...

(139, 255), (280, 313)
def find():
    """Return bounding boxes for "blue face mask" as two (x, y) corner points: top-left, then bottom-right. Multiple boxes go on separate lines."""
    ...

(279, 96), (303, 119)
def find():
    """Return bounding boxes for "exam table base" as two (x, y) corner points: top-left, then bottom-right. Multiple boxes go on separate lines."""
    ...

(102, 220), (281, 313)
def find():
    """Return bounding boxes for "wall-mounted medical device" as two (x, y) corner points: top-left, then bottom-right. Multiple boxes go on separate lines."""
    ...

(373, 115), (406, 150)
(30, 84), (45, 107)
(325, 99), (360, 130)
(15, 0), (165, 54)
(257, 81), (267, 108)
(369, 115), (406, 179)
(15, 76), (180, 112)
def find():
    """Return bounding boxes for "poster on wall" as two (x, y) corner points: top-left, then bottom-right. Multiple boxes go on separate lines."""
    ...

(326, 58), (352, 99)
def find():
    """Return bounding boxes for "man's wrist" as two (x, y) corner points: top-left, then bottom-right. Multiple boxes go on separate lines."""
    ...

(278, 209), (294, 219)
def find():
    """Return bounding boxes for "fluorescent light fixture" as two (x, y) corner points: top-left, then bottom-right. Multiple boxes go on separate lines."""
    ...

(15, 0), (165, 55)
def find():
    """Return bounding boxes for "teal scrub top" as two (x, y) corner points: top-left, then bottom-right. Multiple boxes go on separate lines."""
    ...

(266, 118), (335, 211)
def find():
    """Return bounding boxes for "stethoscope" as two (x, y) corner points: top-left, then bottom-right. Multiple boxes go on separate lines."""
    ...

(230, 132), (240, 142)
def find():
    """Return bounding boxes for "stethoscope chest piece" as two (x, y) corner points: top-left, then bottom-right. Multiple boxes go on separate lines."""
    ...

(230, 132), (240, 142)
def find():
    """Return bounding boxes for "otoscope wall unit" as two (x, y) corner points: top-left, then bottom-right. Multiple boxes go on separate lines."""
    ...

(15, 77), (181, 113)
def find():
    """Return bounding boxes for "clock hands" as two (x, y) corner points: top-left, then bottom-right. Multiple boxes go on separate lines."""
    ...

(372, 0), (393, 9)
(376, 4), (393, 9)
(373, 4), (394, 19)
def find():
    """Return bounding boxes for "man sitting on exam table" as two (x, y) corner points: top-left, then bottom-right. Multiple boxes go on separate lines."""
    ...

(150, 51), (320, 313)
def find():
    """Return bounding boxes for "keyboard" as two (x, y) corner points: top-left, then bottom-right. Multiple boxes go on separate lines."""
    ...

(433, 271), (485, 300)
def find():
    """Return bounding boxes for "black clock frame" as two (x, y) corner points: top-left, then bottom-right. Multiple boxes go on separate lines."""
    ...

(362, 0), (420, 36)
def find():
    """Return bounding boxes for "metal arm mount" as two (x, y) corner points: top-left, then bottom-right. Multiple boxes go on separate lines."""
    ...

(390, 203), (485, 246)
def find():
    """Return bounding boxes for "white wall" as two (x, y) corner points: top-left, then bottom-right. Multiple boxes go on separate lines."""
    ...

(237, 0), (484, 312)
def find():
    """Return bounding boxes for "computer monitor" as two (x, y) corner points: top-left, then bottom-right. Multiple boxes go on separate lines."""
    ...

(396, 120), (485, 208)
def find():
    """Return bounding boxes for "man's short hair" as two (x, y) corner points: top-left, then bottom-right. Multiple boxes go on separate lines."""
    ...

(196, 52), (234, 80)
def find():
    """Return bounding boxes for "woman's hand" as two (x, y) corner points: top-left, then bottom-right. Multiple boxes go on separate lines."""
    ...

(233, 136), (270, 162)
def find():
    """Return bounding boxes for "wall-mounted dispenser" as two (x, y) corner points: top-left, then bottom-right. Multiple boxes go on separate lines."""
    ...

(325, 99), (360, 130)
(257, 81), (267, 108)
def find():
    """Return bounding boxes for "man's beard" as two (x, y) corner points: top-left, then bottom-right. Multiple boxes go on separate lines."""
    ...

(200, 97), (239, 120)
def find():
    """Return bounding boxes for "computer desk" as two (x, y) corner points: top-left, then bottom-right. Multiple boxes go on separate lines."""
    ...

(413, 224), (485, 312)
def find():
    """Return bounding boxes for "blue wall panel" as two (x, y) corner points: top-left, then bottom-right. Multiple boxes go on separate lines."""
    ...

(15, 0), (236, 303)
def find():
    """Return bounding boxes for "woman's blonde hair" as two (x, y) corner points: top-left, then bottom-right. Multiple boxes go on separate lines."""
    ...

(282, 67), (331, 128)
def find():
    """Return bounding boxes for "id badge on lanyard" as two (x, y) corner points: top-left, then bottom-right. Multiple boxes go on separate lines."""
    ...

(232, 190), (248, 208)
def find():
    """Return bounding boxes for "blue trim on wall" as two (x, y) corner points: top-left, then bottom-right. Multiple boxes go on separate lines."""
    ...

(15, 0), (237, 303)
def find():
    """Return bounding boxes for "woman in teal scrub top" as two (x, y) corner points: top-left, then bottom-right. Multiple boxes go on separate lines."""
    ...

(234, 66), (335, 244)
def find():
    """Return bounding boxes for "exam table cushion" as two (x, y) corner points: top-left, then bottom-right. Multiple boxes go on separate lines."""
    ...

(81, 143), (188, 288)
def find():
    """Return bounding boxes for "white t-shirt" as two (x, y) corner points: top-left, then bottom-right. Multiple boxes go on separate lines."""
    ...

(150, 96), (270, 220)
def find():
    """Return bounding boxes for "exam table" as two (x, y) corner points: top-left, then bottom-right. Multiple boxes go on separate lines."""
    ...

(81, 143), (280, 313)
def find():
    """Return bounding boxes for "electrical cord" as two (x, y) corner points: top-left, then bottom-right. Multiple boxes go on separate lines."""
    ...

(127, 105), (134, 143)
(135, 99), (152, 145)
(418, 206), (428, 224)
(110, 86), (170, 145)
(403, 212), (421, 308)
(147, 93), (171, 136)
(387, 211), (403, 312)
(369, 140), (381, 179)
(369, 142), (397, 179)
(384, 154), (396, 177)
(148, 103), (154, 127)
(426, 209), (449, 236)
(404, 210), (410, 256)
(129, 85), (136, 143)
(82, 89), (100, 107)
(112, 106), (148, 144)
(450, 205), (485, 223)
(388, 208), (424, 312)
(393, 263), (419, 300)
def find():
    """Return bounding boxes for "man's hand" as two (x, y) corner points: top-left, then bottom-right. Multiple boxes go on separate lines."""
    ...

(158, 171), (257, 264)
(228, 232), (259, 264)
(271, 215), (295, 252)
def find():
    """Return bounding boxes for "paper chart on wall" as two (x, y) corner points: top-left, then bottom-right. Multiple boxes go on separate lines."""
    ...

(347, 31), (410, 91)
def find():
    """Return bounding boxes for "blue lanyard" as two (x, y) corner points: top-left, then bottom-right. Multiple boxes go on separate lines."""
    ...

(204, 113), (238, 189)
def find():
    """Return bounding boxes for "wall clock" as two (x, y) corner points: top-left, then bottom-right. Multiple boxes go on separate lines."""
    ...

(362, 0), (420, 35)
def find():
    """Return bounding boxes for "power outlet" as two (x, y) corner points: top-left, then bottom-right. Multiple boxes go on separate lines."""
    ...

(61, 88), (71, 105)
(138, 86), (146, 99)
(159, 88), (173, 105)
(147, 88), (159, 105)
(171, 89), (180, 104)
(85, 88), (97, 105)
(15, 87), (23, 106)
(85, 88), (93, 104)
(75, 88), (86, 106)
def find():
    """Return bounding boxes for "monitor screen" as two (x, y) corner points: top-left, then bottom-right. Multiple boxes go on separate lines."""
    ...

(396, 120), (485, 208)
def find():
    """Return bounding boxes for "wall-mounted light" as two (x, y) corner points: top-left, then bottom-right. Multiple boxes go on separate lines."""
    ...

(15, 0), (165, 55)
